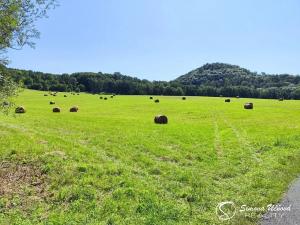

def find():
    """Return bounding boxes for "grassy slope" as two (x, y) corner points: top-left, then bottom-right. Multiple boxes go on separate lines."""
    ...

(1, 89), (300, 225)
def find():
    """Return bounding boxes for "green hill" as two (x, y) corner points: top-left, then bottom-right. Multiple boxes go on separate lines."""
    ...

(175, 62), (300, 88)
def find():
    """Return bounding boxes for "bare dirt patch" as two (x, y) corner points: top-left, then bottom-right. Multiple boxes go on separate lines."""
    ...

(0, 161), (49, 210)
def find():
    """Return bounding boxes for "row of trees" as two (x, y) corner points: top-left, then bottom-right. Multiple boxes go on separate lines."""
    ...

(183, 85), (300, 99)
(10, 69), (185, 95)
(9, 67), (300, 99)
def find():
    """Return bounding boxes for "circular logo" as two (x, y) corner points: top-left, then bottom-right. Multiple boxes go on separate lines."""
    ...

(216, 201), (236, 221)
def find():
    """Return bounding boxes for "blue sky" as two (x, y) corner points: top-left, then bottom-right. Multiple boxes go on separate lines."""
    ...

(7, 0), (300, 81)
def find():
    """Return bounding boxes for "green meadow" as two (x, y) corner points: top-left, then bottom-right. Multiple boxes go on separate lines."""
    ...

(1, 89), (300, 225)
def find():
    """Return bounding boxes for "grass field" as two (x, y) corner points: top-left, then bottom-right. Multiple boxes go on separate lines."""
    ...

(1, 89), (300, 225)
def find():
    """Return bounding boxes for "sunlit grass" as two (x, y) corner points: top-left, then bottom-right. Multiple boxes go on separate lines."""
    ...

(1, 89), (300, 225)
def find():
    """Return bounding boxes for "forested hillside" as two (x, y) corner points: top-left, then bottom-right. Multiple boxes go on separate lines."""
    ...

(177, 63), (300, 88)
(9, 63), (300, 99)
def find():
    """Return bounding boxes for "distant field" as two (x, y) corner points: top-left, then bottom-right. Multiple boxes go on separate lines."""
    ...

(1, 89), (300, 225)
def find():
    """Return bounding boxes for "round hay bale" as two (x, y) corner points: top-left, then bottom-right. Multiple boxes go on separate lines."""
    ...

(53, 94), (57, 97)
(44, 94), (48, 96)
(182, 97), (186, 100)
(110, 96), (114, 98)
(15, 106), (26, 114)
(244, 103), (253, 109)
(154, 115), (168, 124)
(64, 95), (67, 97)
(225, 99), (231, 103)
(154, 99), (160, 103)
(100, 96), (103, 99)
(77, 93), (80, 95)
(104, 97), (108, 100)
(149, 96), (153, 100)
(50, 101), (55, 105)
(70, 106), (79, 112)
(53, 107), (61, 113)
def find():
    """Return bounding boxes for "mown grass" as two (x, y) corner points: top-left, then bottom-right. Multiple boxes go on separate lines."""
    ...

(1, 89), (300, 225)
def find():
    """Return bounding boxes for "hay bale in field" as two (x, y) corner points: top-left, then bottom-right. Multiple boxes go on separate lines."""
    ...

(225, 99), (231, 103)
(154, 99), (160, 103)
(100, 96), (103, 99)
(70, 106), (79, 112)
(149, 96), (153, 100)
(64, 95), (67, 97)
(53, 107), (61, 113)
(154, 115), (168, 124)
(44, 94), (48, 96)
(182, 97), (186, 100)
(50, 101), (55, 105)
(278, 98), (284, 101)
(110, 96), (114, 98)
(15, 106), (26, 114)
(244, 103), (253, 109)
(104, 97), (108, 100)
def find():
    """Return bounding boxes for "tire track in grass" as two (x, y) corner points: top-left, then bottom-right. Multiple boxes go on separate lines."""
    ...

(221, 115), (260, 162)
(210, 109), (257, 162)
(223, 117), (249, 149)
(210, 112), (223, 158)
(209, 109), (261, 179)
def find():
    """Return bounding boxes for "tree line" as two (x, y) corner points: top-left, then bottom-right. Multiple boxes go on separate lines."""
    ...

(9, 64), (300, 99)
